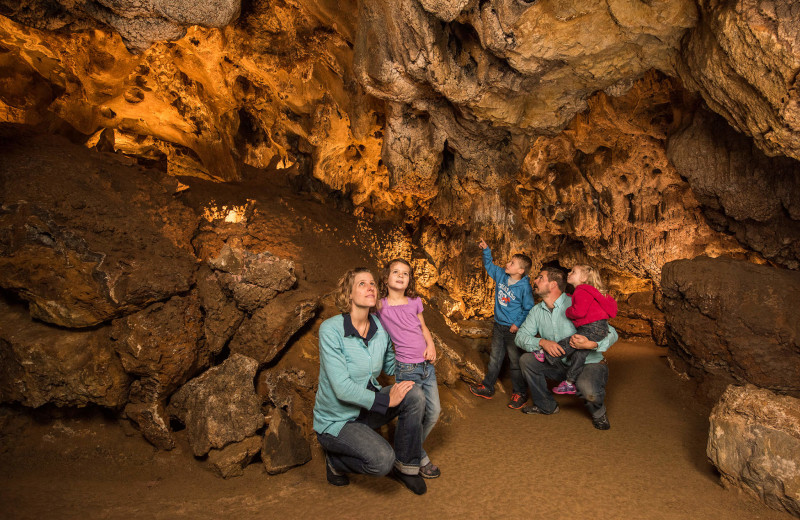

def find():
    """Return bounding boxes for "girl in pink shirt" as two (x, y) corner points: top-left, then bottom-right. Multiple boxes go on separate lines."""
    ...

(377, 258), (441, 479)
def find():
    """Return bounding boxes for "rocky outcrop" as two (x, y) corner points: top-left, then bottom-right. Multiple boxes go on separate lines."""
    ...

(207, 435), (262, 479)
(668, 109), (800, 269)
(0, 297), (130, 408)
(262, 407), (311, 475)
(661, 256), (800, 401)
(195, 264), (245, 355)
(0, 136), (197, 328)
(677, 0), (800, 162)
(708, 384), (800, 517)
(167, 354), (264, 457)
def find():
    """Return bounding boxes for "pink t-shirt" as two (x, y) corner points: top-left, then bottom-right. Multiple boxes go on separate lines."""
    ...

(376, 297), (427, 363)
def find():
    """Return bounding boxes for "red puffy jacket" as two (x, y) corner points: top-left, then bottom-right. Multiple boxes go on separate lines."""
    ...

(566, 284), (618, 327)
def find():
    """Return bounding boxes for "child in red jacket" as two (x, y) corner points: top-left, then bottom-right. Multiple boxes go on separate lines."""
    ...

(536, 264), (618, 395)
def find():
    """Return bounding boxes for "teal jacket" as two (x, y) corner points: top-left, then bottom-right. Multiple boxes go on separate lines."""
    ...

(515, 292), (617, 364)
(313, 314), (396, 436)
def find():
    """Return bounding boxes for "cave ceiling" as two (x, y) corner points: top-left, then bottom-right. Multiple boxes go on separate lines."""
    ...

(1, 0), (799, 319)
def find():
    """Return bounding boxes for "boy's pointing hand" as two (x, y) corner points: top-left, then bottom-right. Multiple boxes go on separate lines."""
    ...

(478, 239), (488, 249)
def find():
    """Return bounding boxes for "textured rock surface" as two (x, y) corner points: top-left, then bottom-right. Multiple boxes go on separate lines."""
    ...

(668, 109), (800, 269)
(167, 354), (264, 457)
(661, 256), (800, 400)
(262, 407), (311, 475)
(708, 384), (800, 517)
(0, 297), (130, 408)
(207, 435), (262, 479)
(677, 0), (800, 161)
(0, 135), (197, 328)
(195, 264), (245, 355)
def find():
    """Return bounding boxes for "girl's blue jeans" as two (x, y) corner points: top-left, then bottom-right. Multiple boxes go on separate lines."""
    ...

(395, 360), (441, 466)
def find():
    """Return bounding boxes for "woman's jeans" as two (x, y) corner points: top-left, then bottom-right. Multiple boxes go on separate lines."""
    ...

(316, 384), (425, 476)
(483, 322), (526, 395)
(395, 360), (441, 465)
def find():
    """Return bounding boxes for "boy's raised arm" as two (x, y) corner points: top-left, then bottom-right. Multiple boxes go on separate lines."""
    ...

(480, 241), (505, 282)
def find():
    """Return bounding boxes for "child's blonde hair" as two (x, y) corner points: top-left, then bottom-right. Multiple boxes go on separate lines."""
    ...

(574, 264), (607, 294)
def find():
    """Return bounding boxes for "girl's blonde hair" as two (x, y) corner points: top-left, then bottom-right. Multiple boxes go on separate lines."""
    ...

(574, 264), (607, 294)
(379, 258), (418, 299)
(334, 267), (374, 313)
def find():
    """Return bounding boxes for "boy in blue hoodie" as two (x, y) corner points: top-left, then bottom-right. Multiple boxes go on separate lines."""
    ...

(469, 239), (535, 409)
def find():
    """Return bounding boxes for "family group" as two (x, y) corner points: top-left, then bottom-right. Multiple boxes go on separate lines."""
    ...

(312, 240), (618, 495)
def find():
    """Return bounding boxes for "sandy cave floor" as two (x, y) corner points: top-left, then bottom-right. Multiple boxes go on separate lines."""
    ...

(0, 340), (793, 520)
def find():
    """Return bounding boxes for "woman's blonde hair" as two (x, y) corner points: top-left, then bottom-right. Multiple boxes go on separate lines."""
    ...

(574, 264), (607, 294)
(379, 258), (418, 299)
(334, 267), (374, 313)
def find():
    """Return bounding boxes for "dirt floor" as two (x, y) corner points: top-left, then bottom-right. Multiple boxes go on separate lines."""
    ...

(0, 340), (792, 520)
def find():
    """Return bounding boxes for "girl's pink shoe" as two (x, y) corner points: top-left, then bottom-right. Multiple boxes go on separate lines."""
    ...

(552, 381), (577, 395)
(534, 350), (545, 363)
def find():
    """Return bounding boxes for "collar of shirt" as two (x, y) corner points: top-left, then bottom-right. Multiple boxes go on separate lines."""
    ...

(342, 313), (377, 342)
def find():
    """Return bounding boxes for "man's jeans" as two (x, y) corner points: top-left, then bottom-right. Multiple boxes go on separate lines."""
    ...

(548, 319), (609, 383)
(483, 322), (526, 395)
(395, 361), (441, 466)
(520, 352), (609, 418)
(316, 384), (425, 476)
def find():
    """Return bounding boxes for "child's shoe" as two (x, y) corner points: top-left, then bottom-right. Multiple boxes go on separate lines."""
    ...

(552, 380), (577, 395)
(419, 461), (441, 479)
(534, 350), (546, 363)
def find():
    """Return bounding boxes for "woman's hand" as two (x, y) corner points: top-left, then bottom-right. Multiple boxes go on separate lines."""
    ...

(389, 380), (415, 407)
(424, 343), (437, 362)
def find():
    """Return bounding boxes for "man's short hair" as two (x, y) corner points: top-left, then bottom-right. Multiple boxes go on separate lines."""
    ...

(541, 266), (566, 292)
(512, 253), (533, 276)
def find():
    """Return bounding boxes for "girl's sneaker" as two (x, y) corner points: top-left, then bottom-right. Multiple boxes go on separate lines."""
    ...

(552, 380), (577, 395)
(534, 350), (546, 363)
(419, 461), (441, 479)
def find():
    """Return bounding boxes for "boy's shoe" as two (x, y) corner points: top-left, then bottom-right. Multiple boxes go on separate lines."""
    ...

(507, 393), (527, 409)
(534, 350), (546, 363)
(391, 467), (427, 495)
(325, 455), (349, 486)
(521, 404), (559, 415)
(469, 384), (495, 399)
(592, 414), (611, 430)
(419, 461), (440, 479)
(552, 381), (577, 395)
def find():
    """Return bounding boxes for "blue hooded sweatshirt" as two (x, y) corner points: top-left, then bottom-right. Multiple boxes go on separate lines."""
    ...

(483, 247), (534, 327)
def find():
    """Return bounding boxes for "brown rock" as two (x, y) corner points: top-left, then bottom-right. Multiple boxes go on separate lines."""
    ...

(661, 256), (800, 399)
(432, 332), (485, 388)
(708, 384), (800, 517)
(228, 291), (320, 366)
(262, 407), (311, 475)
(195, 264), (245, 355)
(0, 135), (197, 328)
(123, 380), (175, 450)
(167, 353), (264, 457)
(0, 297), (130, 408)
(207, 435), (262, 479)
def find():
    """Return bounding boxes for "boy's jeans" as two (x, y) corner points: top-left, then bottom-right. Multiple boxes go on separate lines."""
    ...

(548, 319), (609, 382)
(483, 322), (527, 396)
(396, 360), (441, 466)
(316, 384), (425, 476)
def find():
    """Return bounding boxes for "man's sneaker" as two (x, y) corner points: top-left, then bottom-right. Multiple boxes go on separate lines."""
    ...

(552, 381), (577, 395)
(534, 350), (546, 363)
(521, 404), (559, 415)
(592, 414), (611, 430)
(325, 455), (349, 486)
(469, 384), (494, 399)
(419, 461), (440, 479)
(391, 467), (427, 495)
(507, 393), (527, 409)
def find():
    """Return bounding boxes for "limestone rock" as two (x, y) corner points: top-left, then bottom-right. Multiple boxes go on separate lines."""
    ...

(228, 291), (319, 366)
(195, 264), (245, 355)
(661, 256), (800, 399)
(262, 407), (311, 475)
(208, 245), (297, 313)
(256, 364), (316, 437)
(207, 435), (262, 479)
(0, 135), (197, 328)
(677, 0), (800, 161)
(708, 384), (800, 517)
(0, 297), (130, 408)
(167, 354), (264, 457)
(667, 109), (800, 269)
(123, 380), (175, 450)
(431, 332), (485, 388)
(111, 294), (209, 397)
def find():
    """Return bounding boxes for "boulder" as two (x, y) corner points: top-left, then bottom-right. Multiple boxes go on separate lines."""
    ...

(431, 332), (485, 388)
(0, 297), (130, 408)
(123, 380), (175, 451)
(207, 435), (262, 479)
(262, 407), (311, 475)
(228, 292), (319, 365)
(708, 384), (800, 517)
(167, 354), (264, 457)
(661, 256), (800, 400)
(0, 135), (197, 328)
(195, 264), (245, 355)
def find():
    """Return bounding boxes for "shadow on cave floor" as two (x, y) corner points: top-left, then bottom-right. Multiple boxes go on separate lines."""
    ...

(0, 341), (791, 520)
